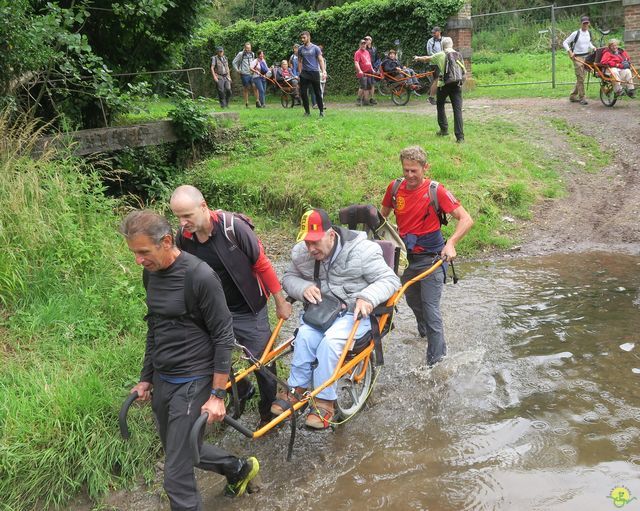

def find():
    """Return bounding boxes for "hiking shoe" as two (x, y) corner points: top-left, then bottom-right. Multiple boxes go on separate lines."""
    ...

(319, 111), (324, 118)
(579, 99), (588, 105)
(569, 97), (579, 103)
(356, 99), (363, 106)
(428, 96), (436, 105)
(256, 101), (261, 108)
(224, 457), (259, 498)
(369, 98), (378, 105)
(456, 137), (465, 144)
(436, 130), (449, 137)
(305, 406), (334, 430)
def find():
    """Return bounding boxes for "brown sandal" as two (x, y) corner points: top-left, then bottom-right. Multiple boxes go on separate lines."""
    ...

(305, 407), (334, 430)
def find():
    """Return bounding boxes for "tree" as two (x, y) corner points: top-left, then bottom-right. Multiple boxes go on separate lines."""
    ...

(1, 0), (209, 129)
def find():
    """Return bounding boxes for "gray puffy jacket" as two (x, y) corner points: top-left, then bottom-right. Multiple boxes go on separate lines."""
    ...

(282, 227), (401, 311)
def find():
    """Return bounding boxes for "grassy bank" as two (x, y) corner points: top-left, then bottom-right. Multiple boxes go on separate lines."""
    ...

(0, 115), (158, 509)
(187, 106), (566, 253)
(0, 103), (605, 509)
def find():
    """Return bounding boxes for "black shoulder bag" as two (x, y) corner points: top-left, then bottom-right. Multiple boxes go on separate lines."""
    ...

(302, 260), (346, 332)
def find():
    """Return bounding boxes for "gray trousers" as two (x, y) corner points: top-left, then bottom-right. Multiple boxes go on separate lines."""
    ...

(152, 375), (242, 511)
(231, 306), (277, 420)
(216, 76), (232, 107)
(401, 256), (447, 365)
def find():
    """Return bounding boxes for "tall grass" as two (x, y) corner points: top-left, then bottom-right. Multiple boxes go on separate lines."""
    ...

(0, 111), (158, 510)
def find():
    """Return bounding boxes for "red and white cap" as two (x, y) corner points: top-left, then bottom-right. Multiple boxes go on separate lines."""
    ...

(297, 208), (332, 242)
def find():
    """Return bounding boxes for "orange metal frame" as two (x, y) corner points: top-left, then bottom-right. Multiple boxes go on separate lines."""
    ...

(226, 258), (445, 438)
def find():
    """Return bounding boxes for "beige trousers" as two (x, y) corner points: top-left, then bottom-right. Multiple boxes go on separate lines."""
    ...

(569, 59), (586, 100)
(609, 67), (635, 93)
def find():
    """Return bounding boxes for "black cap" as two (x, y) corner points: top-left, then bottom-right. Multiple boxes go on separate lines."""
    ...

(216, 46), (224, 52)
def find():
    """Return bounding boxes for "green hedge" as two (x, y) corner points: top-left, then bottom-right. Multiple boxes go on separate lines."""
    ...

(186, 0), (464, 96)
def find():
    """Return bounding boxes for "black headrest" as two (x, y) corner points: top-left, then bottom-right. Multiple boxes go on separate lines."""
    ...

(338, 204), (381, 231)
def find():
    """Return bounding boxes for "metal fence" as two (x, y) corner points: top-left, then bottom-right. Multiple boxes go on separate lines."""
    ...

(471, 0), (624, 87)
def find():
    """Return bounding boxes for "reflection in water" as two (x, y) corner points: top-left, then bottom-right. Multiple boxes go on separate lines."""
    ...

(142, 253), (640, 511)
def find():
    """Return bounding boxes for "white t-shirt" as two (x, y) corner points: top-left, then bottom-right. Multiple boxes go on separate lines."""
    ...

(563, 29), (595, 55)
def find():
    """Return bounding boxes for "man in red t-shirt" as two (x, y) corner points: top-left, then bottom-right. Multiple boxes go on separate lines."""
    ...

(381, 146), (473, 366)
(354, 39), (374, 107)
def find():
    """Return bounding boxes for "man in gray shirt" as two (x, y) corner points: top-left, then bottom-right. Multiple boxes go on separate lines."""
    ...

(232, 42), (258, 108)
(211, 46), (232, 108)
(121, 210), (260, 508)
(426, 26), (443, 105)
(298, 31), (327, 118)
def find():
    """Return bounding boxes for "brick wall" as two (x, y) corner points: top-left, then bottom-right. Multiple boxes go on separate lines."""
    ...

(447, 2), (473, 73)
(624, 0), (640, 63)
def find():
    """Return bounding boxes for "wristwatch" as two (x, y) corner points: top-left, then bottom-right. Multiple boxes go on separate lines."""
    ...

(210, 388), (227, 399)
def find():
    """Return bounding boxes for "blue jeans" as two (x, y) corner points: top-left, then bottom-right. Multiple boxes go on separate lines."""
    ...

(288, 312), (371, 400)
(402, 258), (447, 365)
(252, 77), (266, 105)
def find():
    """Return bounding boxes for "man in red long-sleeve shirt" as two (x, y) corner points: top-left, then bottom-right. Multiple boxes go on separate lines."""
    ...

(170, 185), (292, 427)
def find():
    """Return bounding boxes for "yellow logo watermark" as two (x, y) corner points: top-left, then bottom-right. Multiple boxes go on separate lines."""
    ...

(608, 486), (637, 508)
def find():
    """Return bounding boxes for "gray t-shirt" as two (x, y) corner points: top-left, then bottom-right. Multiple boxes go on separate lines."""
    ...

(299, 43), (322, 72)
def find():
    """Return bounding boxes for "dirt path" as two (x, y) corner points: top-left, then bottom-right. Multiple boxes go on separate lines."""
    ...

(369, 97), (640, 255)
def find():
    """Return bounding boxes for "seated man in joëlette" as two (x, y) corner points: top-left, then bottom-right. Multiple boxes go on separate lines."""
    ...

(272, 208), (400, 429)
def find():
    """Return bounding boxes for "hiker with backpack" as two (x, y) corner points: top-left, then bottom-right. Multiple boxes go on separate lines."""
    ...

(211, 46), (232, 108)
(415, 37), (466, 143)
(170, 185), (293, 429)
(380, 146), (473, 367)
(562, 16), (596, 105)
(120, 210), (261, 507)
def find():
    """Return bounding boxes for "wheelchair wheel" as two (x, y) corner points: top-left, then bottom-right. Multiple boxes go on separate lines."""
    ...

(391, 84), (410, 106)
(600, 82), (617, 107)
(377, 80), (391, 97)
(281, 93), (291, 108)
(335, 350), (377, 420)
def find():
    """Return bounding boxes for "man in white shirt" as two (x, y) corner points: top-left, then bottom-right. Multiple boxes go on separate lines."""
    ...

(562, 16), (596, 105)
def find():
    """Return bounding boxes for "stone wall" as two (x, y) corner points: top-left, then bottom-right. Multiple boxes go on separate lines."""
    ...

(36, 112), (238, 156)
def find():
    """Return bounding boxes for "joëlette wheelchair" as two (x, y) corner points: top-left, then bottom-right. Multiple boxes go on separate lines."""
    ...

(119, 205), (443, 461)
(576, 49), (639, 107)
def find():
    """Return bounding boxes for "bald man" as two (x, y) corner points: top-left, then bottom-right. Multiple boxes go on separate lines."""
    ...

(170, 186), (292, 427)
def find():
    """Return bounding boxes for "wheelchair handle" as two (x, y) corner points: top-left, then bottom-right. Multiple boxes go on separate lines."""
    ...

(119, 391), (139, 440)
(190, 413), (254, 465)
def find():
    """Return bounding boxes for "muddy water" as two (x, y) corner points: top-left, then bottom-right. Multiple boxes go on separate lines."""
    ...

(97, 252), (640, 511)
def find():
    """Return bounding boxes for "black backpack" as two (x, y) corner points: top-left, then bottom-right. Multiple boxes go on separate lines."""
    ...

(443, 51), (466, 85)
(569, 29), (593, 51)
